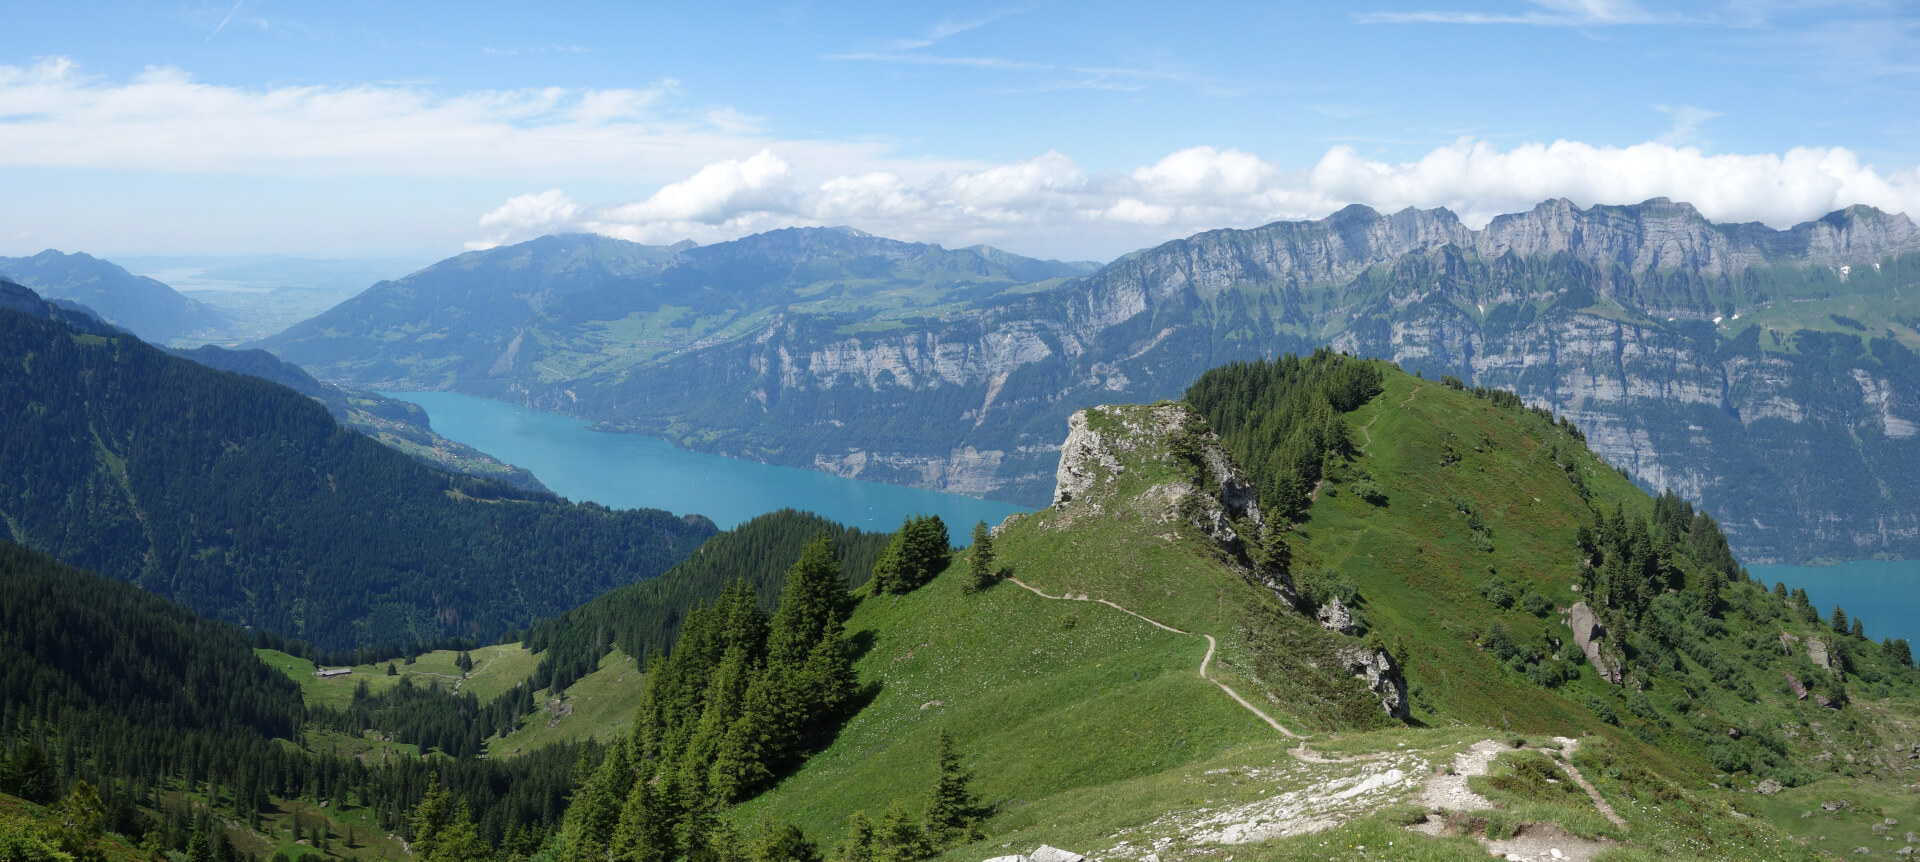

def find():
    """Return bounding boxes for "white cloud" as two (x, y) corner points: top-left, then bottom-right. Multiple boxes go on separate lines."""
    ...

(0, 57), (899, 183)
(1358, 0), (1681, 26)
(468, 139), (1920, 259)
(1654, 103), (1722, 147)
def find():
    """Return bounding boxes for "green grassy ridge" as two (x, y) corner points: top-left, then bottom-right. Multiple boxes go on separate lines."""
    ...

(733, 559), (1286, 849)
(256, 643), (538, 711)
(488, 648), (645, 756)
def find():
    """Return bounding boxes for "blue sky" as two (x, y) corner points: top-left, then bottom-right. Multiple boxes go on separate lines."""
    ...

(2, 0), (1917, 261)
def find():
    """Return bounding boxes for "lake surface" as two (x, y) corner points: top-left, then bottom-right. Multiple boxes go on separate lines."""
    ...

(381, 391), (1028, 539)
(1749, 559), (1920, 646)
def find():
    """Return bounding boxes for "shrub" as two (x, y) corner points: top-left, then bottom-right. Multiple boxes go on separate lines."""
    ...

(1521, 591), (1554, 617)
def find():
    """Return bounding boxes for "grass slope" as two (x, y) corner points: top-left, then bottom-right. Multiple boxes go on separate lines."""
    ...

(258, 644), (539, 710)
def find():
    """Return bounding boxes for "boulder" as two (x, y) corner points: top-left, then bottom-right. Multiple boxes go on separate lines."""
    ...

(1566, 602), (1622, 684)
(982, 856), (1033, 862)
(1337, 643), (1411, 719)
(1756, 779), (1783, 795)
(1031, 847), (1085, 862)
(1808, 637), (1835, 671)
(1317, 595), (1356, 635)
(1785, 672), (1808, 700)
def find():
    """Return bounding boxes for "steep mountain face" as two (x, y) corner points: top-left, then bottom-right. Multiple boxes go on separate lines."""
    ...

(262, 228), (1093, 388)
(0, 249), (230, 343)
(267, 201), (1920, 562)
(0, 301), (714, 649)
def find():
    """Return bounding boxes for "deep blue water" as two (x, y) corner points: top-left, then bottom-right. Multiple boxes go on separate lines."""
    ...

(1749, 560), (1920, 646)
(381, 391), (1028, 539)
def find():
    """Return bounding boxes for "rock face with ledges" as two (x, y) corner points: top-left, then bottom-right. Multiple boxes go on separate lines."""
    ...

(267, 201), (1920, 562)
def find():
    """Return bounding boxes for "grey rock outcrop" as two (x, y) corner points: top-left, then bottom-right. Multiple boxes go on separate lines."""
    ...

(1337, 643), (1411, 720)
(1808, 637), (1836, 672)
(1030, 847), (1085, 862)
(1047, 402), (1294, 605)
(1566, 602), (1623, 684)
(1317, 595), (1356, 635)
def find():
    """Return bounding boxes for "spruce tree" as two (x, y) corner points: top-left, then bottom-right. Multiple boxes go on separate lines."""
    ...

(869, 537), (903, 597)
(751, 823), (823, 862)
(559, 737), (638, 862)
(768, 537), (849, 670)
(872, 801), (930, 862)
(426, 807), (490, 862)
(833, 812), (876, 862)
(1852, 618), (1867, 639)
(964, 521), (996, 595)
(923, 731), (984, 846)
(611, 776), (673, 862)
(410, 776), (453, 861)
(1832, 606), (1850, 635)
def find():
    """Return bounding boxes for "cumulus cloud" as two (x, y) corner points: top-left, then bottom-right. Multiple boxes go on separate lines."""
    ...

(468, 139), (1920, 258)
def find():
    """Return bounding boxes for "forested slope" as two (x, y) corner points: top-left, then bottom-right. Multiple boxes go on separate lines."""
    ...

(0, 302), (714, 649)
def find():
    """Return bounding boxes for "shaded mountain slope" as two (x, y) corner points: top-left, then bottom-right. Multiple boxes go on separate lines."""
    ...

(173, 344), (549, 492)
(0, 303), (714, 649)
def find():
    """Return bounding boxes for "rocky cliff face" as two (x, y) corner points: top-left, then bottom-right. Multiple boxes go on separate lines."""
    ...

(1037, 400), (1413, 718)
(275, 201), (1920, 562)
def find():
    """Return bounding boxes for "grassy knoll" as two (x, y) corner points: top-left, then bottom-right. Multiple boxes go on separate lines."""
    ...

(489, 648), (646, 756)
(257, 643), (538, 711)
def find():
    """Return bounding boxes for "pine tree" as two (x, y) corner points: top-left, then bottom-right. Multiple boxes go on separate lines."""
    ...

(559, 737), (638, 862)
(1889, 638), (1915, 667)
(1832, 606), (1850, 635)
(1852, 618), (1867, 639)
(768, 537), (849, 670)
(751, 823), (823, 862)
(610, 776), (673, 862)
(832, 812), (876, 862)
(868, 538), (902, 597)
(426, 807), (490, 862)
(964, 521), (996, 595)
(411, 776), (454, 861)
(708, 671), (779, 804)
(923, 731), (984, 846)
(387, 662), (398, 676)
(872, 801), (930, 862)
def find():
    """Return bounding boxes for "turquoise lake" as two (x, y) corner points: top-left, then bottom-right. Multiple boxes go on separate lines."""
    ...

(382, 391), (1028, 539)
(1749, 560), (1920, 646)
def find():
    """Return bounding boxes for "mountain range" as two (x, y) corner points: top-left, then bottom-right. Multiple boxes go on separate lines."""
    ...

(260, 199), (1920, 563)
(0, 249), (231, 343)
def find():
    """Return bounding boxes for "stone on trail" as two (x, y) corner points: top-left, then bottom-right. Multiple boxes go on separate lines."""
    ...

(1031, 846), (1085, 862)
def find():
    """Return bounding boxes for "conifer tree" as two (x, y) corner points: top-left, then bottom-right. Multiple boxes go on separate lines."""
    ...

(868, 539), (902, 597)
(411, 776), (453, 861)
(964, 521), (996, 594)
(751, 823), (823, 862)
(559, 738), (638, 862)
(923, 731), (985, 846)
(768, 537), (849, 670)
(611, 776), (673, 862)
(1832, 606), (1850, 635)
(832, 812), (876, 862)
(872, 802), (930, 862)
(426, 807), (490, 862)
(1852, 618), (1867, 639)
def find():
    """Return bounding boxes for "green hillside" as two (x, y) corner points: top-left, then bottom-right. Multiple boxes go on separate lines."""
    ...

(0, 304), (715, 649)
(518, 354), (1914, 862)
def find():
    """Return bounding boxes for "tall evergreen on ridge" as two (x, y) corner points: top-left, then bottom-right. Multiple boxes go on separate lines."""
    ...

(552, 537), (861, 859)
(868, 516), (950, 596)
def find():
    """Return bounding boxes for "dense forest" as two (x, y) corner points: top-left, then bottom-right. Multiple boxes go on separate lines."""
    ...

(0, 540), (599, 861)
(522, 510), (892, 693)
(0, 305), (715, 649)
(1184, 348), (1385, 522)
